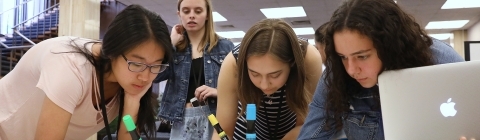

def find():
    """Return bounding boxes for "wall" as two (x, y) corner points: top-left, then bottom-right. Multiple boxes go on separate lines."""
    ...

(452, 30), (468, 59)
(58, 0), (101, 39)
(467, 20), (480, 41)
(99, 1), (173, 39)
(99, 1), (127, 39)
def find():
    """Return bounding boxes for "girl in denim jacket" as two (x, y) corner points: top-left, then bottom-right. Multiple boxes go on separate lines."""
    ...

(298, 0), (464, 139)
(154, 0), (234, 139)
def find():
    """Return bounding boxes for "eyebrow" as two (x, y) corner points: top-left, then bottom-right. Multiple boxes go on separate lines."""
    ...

(130, 54), (163, 62)
(181, 7), (203, 10)
(338, 49), (372, 56)
(248, 69), (282, 75)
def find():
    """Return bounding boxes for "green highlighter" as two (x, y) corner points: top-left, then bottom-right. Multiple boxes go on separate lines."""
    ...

(123, 115), (142, 140)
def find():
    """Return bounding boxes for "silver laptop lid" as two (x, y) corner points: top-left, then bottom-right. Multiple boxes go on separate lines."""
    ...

(378, 61), (480, 139)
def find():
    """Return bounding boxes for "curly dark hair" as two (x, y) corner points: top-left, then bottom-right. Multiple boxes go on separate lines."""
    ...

(323, 0), (434, 131)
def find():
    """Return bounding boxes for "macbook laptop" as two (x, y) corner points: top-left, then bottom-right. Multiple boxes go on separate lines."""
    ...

(378, 60), (480, 139)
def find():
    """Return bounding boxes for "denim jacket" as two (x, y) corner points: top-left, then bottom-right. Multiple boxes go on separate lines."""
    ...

(154, 38), (234, 123)
(297, 38), (464, 140)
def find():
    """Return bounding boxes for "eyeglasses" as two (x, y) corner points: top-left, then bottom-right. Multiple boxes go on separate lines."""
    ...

(122, 55), (169, 74)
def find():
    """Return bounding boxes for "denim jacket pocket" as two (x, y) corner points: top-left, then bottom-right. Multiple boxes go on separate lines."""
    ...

(344, 111), (381, 140)
(209, 54), (226, 77)
(174, 55), (186, 65)
(210, 54), (226, 65)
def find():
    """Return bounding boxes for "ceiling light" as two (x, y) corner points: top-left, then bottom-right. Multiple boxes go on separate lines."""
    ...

(216, 31), (245, 38)
(260, 6), (306, 18)
(212, 12), (227, 22)
(425, 20), (469, 29)
(293, 27), (314, 35)
(429, 33), (452, 40)
(441, 0), (480, 9)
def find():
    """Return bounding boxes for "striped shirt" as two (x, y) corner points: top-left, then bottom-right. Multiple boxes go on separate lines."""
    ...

(230, 38), (307, 139)
(232, 88), (296, 140)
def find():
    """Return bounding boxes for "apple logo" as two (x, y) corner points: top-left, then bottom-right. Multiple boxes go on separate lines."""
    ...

(440, 98), (457, 117)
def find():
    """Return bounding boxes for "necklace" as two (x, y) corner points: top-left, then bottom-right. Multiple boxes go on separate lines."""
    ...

(266, 94), (273, 105)
(262, 91), (284, 139)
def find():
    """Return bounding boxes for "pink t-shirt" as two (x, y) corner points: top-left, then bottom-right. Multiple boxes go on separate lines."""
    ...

(0, 36), (119, 140)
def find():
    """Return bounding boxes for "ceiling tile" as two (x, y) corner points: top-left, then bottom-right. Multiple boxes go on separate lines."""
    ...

(116, 0), (479, 39)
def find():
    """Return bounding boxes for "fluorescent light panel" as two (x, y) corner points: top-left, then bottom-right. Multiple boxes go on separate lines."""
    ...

(425, 20), (469, 29)
(216, 31), (245, 38)
(429, 33), (452, 40)
(441, 0), (480, 9)
(293, 27), (314, 35)
(260, 6), (306, 18)
(212, 12), (227, 22)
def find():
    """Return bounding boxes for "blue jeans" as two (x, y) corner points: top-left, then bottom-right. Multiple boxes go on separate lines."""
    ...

(169, 106), (213, 140)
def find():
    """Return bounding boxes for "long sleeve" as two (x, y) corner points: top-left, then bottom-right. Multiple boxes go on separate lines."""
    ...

(298, 74), (338, 139)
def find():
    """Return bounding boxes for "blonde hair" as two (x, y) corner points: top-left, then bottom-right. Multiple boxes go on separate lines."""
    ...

(176, 0), (219, 53)
(237, 19), (311, 122)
